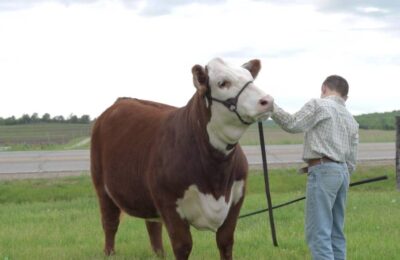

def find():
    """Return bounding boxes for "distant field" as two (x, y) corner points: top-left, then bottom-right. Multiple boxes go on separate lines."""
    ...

(0, 123), (91, 151)
(0, 122), (395, 151)
(0, 166), (398, 259)
(239, 123), (396, 145)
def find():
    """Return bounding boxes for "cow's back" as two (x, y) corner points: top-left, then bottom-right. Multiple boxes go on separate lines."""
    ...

(91, 98), (176, 218)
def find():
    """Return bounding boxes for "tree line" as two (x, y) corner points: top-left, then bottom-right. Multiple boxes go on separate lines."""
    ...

(354, 110), (400, 130)
(0, 113), (91, 125)
(1, 110), (399, 129)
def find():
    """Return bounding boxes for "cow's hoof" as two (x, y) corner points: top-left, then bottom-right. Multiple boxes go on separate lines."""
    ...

(155, 249), (165, 258)
(104, 248), (116, 256)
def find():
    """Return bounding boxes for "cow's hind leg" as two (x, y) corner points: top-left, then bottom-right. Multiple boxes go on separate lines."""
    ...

(145, 220), (165, 257)
(97, 189), (121, 256)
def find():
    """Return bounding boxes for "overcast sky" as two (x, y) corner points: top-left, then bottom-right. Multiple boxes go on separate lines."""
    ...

(0, 0), (399, 118)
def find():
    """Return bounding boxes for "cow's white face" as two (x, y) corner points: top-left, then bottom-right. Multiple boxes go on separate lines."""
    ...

(192, 58), (274, 153)
(206, 58), (273, 125)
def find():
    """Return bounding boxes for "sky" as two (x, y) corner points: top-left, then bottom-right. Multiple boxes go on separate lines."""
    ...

(0, 0), (399, 119)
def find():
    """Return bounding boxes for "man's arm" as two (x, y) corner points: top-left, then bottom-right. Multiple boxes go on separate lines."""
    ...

(346, 132), (359, 173)
(272, 99), (328, 133)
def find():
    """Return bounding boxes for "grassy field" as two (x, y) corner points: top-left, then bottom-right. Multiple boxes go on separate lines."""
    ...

(0, 123), (91, 151)
(0, 122), (396, 151)
(239, 123), (396, 145)
(0, 165), (398, 259)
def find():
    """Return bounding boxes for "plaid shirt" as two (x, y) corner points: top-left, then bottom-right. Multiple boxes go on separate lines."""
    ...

(272, 96), (359, 173)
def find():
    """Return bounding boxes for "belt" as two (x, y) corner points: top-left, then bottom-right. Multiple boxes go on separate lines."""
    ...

(298, 157), (340, 174)
(307, 157), (338, 167)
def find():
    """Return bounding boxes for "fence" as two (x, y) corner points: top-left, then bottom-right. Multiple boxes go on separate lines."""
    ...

(396, 116), (400, 190)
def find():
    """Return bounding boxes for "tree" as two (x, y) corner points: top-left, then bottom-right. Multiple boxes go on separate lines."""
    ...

(5, 116), (17, 125)
(42, 113), (51, 122)
(53, 115), (65, 122)
(20, 114), (31, 124)
(78, 114), (91, 124)
(68, 114), (79, 123)
(31, 113), (39, 123)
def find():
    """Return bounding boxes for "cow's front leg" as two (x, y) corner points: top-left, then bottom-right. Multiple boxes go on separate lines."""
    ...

(160, 207), (193, 260)
(145, 220), (165, 257)
(216, 197), (244, 260)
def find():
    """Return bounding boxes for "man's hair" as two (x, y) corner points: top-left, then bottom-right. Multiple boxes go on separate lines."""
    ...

(323, 75), (349, 97)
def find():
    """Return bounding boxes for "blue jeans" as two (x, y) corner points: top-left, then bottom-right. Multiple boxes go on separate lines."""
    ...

(305, 162), (350, 260)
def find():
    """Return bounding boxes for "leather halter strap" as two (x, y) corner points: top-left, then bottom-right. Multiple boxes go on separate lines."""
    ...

(209, 81), (253, 125)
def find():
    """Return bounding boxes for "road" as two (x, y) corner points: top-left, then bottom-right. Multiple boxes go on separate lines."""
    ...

(0, 143), (395, 179)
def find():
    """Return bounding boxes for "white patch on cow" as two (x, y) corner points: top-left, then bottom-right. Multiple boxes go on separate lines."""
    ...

(232, 180), (244, 205)
(175, 180), (244, 232)
(206, 122), (243, 154)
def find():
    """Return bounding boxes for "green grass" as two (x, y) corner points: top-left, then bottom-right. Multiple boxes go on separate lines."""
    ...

(1, 166), (399, 259)
(0, 123), (91, 151)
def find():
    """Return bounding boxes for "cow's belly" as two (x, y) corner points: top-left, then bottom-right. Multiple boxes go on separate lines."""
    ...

(105, 182), (158, 219)
(175, 180), (244, 232)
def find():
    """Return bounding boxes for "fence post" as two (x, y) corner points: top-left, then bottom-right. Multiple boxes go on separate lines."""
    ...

(396, 116), (400, 191)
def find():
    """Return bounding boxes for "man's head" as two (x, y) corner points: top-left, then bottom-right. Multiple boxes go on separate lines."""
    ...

(321, 75), (349, 100)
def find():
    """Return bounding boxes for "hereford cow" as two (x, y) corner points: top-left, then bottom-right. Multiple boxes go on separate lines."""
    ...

(90, 58), (274, 259)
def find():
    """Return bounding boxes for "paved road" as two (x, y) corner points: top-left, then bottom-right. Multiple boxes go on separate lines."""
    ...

(0, 143), (395, 179)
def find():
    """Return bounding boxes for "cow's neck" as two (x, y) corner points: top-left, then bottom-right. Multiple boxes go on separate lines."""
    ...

(180, 93), (242, 195)
(206, 105), (249, 155)
(183, 93), (249, 157)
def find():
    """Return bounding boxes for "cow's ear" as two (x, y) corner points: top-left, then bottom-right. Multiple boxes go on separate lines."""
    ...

(242, 59), (261, 79)
(192, 64), (209, 96)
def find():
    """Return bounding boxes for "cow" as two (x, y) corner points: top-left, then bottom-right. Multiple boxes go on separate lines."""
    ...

(90, 58), (274, 260)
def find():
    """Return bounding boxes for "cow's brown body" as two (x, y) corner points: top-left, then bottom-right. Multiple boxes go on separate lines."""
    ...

(91, 58), (274, 259)
(91, 94), (248, 259)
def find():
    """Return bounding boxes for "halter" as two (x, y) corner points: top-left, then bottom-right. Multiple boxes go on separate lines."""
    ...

(209, 80), (253, 125)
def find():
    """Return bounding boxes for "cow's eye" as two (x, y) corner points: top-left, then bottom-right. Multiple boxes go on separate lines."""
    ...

(218, 80), (230, 88)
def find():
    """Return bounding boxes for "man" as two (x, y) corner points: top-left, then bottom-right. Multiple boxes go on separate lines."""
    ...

(271, 75), (359, 260)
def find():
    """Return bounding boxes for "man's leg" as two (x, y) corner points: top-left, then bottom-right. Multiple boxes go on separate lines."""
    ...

(306, 164), (344, 260)
(331, 166), (349, 260)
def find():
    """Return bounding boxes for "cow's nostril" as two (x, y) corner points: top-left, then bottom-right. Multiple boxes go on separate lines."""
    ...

(260, 100), (269, 106)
